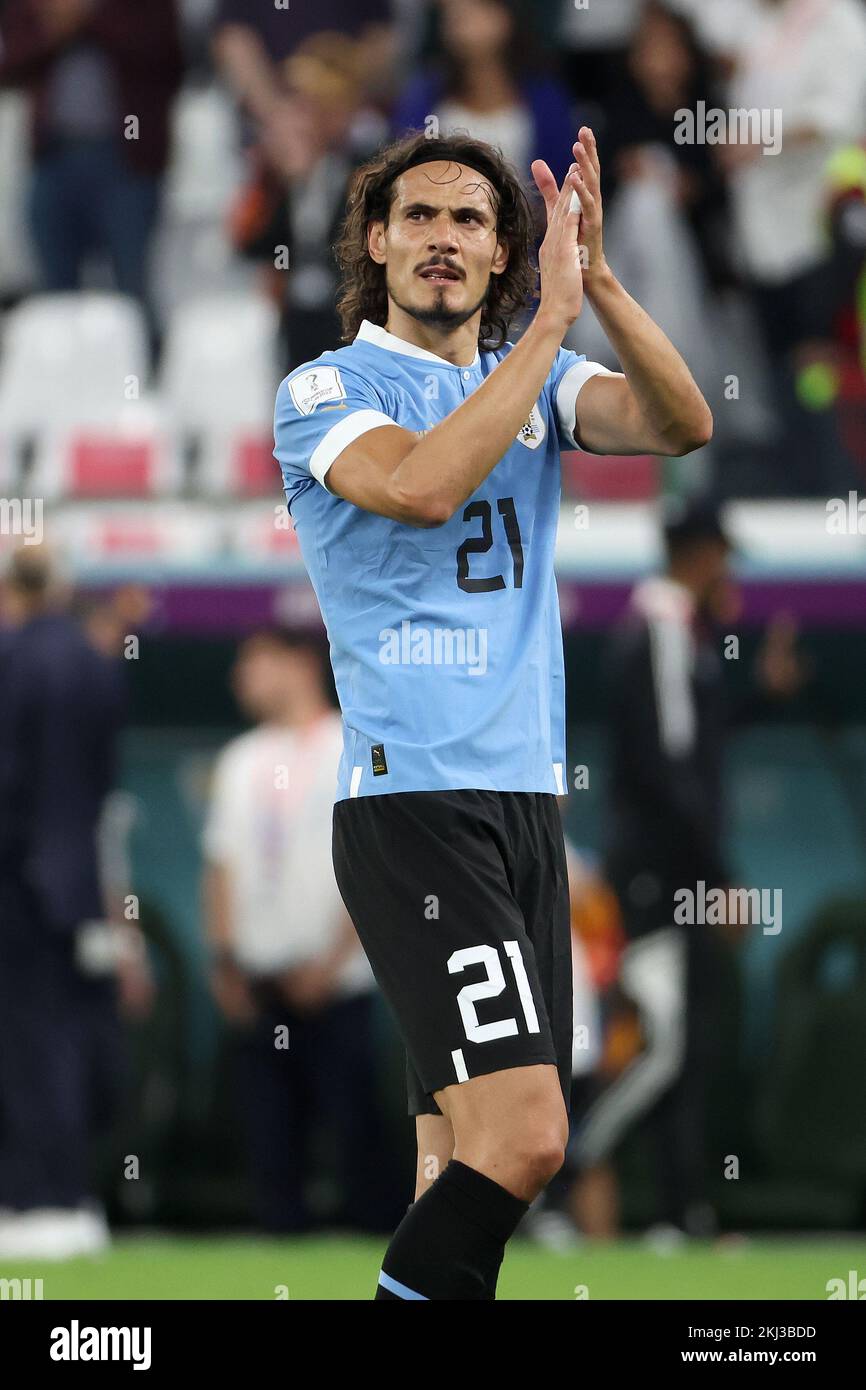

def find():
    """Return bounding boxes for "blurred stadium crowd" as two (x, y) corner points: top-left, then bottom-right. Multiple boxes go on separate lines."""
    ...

(1, 0), (866, 1264)
(0, 0), (865, 500)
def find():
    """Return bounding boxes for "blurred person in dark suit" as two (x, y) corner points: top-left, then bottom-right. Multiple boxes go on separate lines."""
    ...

(0, 546), (134, 1259)
(567, 498), (804, 1240)
(202, 629), (399, 1234)
(0, 0), (183, 312)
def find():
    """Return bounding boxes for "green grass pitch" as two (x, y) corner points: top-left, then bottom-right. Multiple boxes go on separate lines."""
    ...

(3, 1236), (864, 1300)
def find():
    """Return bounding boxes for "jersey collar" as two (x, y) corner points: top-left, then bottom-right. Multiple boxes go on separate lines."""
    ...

(356, 318), (480, 369)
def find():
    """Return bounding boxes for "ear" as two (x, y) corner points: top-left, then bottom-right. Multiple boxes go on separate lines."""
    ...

(490, 238), (509, 277)
(368, 220), (387, 266)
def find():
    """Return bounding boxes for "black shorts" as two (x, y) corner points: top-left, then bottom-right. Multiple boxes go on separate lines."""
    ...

(332, 789), (573, 1117)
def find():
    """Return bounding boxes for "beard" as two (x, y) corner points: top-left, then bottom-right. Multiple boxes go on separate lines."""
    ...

(387, 276), (488, 332)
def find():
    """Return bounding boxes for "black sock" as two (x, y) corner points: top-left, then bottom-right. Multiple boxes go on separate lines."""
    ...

(375, 1160), (529, 1300)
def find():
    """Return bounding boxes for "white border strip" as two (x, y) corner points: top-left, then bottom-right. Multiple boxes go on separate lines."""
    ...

(309, 410), (398, 486)
(555, 361), (617, 449)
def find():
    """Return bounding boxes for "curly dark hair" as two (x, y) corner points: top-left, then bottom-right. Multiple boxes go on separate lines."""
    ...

(334, 131), (540, 351)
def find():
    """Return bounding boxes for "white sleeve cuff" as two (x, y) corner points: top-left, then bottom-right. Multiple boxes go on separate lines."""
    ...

(309, 409), (398, 486)
(556, 361), (618, 449)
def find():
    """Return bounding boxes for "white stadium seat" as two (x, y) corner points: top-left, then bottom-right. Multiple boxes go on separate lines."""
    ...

(0, 293), (150, 432)
(159, 292), (282, 496)
(0, 293), (176, 498)
(150, 84), (255, 327)
(163, 83), (245, 224)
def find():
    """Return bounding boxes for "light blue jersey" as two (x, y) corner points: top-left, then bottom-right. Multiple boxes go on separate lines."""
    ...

(274, 319), (612, 802)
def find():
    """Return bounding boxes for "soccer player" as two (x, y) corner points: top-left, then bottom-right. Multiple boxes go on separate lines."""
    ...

(273, 127), (712, 1300)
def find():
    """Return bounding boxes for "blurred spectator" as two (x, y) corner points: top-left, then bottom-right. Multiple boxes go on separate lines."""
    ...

(77, 584), (155, 1021)
(666, 0), (760, 56)
(807, 139), (866, 475)
(567, 498), (805, 1239)
(573, 3), (725, 406)
(564, 843), (639, 1241)
(229, 32), (386, 370)
(201, 629), (398, 1234)
(177, 0), (225, 79)
(212, 0), (396, 128)
(393, 0), (577, 187)
(78, 583), (154, 665)
(721, 0), (866, 494)
(600, 2), (728, 285)
(0, 545), (130, 1259)
(0, 0), (184, 318)
(391, 0), (439, 67)
(523, 833), (625, 1248)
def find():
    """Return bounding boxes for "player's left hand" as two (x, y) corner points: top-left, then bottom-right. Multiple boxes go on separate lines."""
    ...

(571, 127), (608, 290)
(535, 128), (607, 294)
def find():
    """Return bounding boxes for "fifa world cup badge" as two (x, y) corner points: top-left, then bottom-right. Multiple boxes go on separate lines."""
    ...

(516, 403), (546, 450)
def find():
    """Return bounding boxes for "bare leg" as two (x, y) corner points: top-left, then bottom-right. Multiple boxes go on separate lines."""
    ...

(415, 1113), (454, 1199)
(569, 1161), (619, 1238)
(376, 1065), (566, 1301)
(434, 1063), (568, 1203)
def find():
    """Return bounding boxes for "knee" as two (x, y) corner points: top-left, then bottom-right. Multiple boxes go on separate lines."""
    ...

(449, 1073), (570, 1200)
(509, 1116), (569, 1195)
(457, 1119), (567, 1200)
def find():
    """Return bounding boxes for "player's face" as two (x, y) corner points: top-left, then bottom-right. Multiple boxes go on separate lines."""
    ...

(369, 161), (509, 331)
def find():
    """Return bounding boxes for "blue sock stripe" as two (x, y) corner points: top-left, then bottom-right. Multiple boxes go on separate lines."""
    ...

(377, 1269), (429, 1300)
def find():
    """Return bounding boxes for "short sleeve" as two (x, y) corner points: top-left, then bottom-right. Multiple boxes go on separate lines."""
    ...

(273, 359), (397, 511)
(547, 347), (618, 451)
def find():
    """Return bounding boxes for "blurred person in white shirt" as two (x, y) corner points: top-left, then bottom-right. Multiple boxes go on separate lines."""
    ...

(723, 0), (866, 285)
(202, 627), (397, 1233)
(720, 0), (866, 492)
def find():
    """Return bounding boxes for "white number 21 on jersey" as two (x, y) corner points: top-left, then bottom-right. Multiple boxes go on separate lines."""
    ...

(447, 942), (540, 1043)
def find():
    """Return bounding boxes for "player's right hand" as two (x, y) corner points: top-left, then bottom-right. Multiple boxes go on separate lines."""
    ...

(531, 158), (586, 332)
